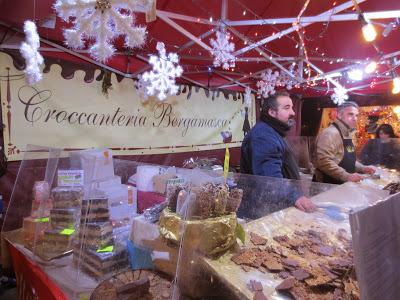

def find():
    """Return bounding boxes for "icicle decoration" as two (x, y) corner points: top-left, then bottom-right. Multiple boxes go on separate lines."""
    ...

(141, 42), (183, 101)
(54, 0), (153, 62)
(244, 86), (252, 108)
(20, 20), (44, 85)
(210, 30), (236, 70)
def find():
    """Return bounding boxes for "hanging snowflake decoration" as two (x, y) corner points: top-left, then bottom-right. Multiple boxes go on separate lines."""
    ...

(276, 64), (301, 90)
(141, 42), (183, 101)
(244, 86), (252, 108)
(54, 0), (153, 62)
(19, 20), (44, 86)
(257, 69), (280, 98)
(331, 87), (349, 105)
(135, 75), (150, 102)
(210, 30), (236, 70)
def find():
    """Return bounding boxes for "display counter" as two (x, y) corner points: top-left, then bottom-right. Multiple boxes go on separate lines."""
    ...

(0, 145), (397, 299)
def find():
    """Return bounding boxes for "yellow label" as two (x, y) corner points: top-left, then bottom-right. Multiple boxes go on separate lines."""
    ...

(59, 228), (75, 235)
(224, 147), (230, 178)
(79, 294), (89, 300)
(128, 188), (133, 205)
(34, 217), (49, 223)
(97, 245), (114, 253)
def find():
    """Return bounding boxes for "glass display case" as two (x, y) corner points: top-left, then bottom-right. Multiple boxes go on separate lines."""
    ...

(1, 144), (394, 299)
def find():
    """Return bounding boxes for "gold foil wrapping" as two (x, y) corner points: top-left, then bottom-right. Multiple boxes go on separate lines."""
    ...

(159, 209), (237, 256)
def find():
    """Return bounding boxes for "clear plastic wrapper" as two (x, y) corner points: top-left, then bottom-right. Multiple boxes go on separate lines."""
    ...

(350, 192), (400, 300)
(143, 201), (168, 223)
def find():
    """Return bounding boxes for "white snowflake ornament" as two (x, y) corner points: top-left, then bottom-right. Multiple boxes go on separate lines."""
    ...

(331, 87), (349, 105)
(210, 30), (236, 70)
(277, 64), (301, 90)
(141, 42), (183, 101)
(54, 0), (153, 62)
(20, 21), (44, 86)
(257, 69), (279, 98)
(135, 75), (150, 102)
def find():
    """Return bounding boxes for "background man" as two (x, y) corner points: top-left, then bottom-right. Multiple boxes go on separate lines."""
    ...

(314, 101), (375, 184)
(241, 91), (316, 213)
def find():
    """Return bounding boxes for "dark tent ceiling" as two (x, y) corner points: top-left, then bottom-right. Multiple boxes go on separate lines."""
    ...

(0, 0), (399, 97)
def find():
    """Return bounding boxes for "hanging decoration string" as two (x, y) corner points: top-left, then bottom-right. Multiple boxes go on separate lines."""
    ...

(293, 0), (312, 81)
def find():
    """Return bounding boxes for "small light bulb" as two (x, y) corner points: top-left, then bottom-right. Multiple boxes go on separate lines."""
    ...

(393, 105), (400, 114)
(364, 61), (377, 74)
(347, 69), (363, 81)
(243, 10), (246, 16)
(362, 23), (377, 42)
(210, 16), (213, 22)
(392, 77), (400, 94)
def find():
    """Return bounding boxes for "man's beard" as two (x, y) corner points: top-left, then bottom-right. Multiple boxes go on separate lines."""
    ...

(287, 118), (296, 128)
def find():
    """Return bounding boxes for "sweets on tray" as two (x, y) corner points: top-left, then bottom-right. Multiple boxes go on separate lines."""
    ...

(72, 244), (128, 279)
(51, 187), (83, 208)
(383, 182), (400, 195)
(185, 183), (242, 219)
(81, 195), (110, 223)
(23, 216), (50, 244)
(231, 229), (359, 299)
(78, 221), (114, 249)
(43, 228), (76, 253)
(50, 208), (80, 229)
(90, 269), (172, 300)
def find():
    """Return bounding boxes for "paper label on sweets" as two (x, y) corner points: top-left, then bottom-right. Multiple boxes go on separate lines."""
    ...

(58, 170), (84, 186)
(166, 178), (185, 186)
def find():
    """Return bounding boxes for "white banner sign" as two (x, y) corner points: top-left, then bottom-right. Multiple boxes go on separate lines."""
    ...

(0, 52), (255, 161)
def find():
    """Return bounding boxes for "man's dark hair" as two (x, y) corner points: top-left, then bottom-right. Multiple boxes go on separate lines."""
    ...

(261, 91), (290, 116)
(337, 101), (359, 112)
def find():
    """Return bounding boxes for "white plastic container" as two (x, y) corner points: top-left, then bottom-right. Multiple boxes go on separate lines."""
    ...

(98, 184), (137, 215)
(70, 148), (114, 183)
(136, 165), (163, 192)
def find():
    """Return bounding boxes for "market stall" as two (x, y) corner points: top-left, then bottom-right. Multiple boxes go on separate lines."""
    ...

(1, 0), (400, 299)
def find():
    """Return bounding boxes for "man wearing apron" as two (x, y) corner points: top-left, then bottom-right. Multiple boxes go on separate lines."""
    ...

(313, 101), (375, 184)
